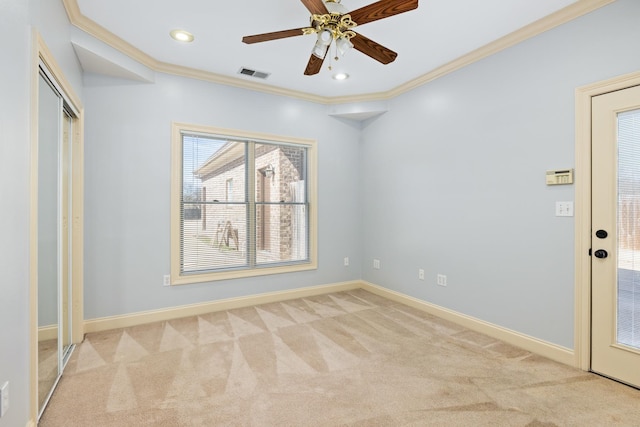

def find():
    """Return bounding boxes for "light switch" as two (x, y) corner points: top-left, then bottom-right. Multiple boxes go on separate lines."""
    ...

(556, 201), (574, 217)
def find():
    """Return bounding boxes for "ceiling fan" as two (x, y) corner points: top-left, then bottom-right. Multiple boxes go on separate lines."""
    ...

(242, 0), (419, 75)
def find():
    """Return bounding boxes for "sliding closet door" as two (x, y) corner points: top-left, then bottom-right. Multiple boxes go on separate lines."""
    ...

(37, 72), (62, 412)
(32, 39), (84, 422)
(61, 108), (73, 362)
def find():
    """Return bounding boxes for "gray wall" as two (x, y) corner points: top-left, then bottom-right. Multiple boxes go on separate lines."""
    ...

(31, 0), (85, 95)
(0, 2), (31, 425)
(0, 0), (83, 425)
(82, 73), (362, 318)
(360, 0), (640, 349)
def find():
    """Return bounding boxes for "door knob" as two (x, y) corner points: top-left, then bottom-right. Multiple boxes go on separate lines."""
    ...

(594, 249), (608, 259)
(596, 230), (608, 239)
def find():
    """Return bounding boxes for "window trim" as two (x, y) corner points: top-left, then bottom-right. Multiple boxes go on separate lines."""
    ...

(170, 122), (317, 285)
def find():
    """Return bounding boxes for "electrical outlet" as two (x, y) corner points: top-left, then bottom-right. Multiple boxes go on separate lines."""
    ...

(437, 274), (447, 287)
(373, 259), (381, 269)
(1, 381), (8, 418)
(344, 257), (349, 266)
(163, 275), (171, 287)
(418, 269), (425, 280)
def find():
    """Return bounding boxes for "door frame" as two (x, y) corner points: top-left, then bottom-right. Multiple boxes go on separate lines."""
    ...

(29, 30), (84, 424)
(575, 70), (640, 371)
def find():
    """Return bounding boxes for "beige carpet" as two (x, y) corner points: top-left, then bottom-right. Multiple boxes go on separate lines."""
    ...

(40, 289), (640, 426)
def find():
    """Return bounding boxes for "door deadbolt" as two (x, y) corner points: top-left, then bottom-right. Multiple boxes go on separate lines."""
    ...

(596, 230), (608, 239)
(594, 249), (608, 259)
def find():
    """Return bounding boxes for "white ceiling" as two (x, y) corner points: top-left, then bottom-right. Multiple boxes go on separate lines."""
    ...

(74, 0), (580, 98)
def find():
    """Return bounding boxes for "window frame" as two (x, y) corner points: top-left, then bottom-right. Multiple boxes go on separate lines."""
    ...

(170, 122), (317, 285)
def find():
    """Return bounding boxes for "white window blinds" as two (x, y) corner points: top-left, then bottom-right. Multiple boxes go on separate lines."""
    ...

(180, 133), (309, 275)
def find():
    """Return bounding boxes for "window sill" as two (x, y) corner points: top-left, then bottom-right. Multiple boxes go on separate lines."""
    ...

(170, 260), (318, 285)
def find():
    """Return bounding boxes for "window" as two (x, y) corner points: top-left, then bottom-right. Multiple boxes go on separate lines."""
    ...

(171, 123), (317, 284)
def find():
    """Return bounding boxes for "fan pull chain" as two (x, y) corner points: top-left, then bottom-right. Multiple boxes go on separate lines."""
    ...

(328, 42), (340, 71)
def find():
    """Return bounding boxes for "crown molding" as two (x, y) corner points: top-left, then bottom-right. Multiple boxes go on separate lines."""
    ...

(63, 0), (614, 105)
(62, 0), (332, 103)
(62, 0), (157, 70)
(155, 61), (330, 104)
(386, 0), (616, 99)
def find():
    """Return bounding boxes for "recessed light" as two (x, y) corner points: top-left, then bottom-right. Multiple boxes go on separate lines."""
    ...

(170, 29), (194, 43)
(332, 73), (349, 81)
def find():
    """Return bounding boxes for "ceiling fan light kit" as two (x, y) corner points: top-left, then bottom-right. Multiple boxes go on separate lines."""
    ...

(336, 36), (354, 56)
(304, 8), (358, 59)
(242, 0), (418, 76)
(312, 40), (329, 59)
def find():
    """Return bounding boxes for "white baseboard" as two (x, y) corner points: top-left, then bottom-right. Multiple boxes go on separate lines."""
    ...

(38, 325), (57, 342)
(83, 280), (361, 334)
(360, 281), (576, 367)
(82, 279), (575, 368)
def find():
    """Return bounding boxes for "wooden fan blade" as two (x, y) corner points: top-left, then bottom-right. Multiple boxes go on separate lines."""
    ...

(300, 0), (328, 15)
(304, 52), (326, 75)
(351, 32), (397, 64)
(349, 0), (418, 26)
(242, 28), (307, 44)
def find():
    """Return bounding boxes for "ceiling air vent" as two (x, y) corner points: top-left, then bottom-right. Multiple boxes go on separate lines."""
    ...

(238, 67), (270, 80)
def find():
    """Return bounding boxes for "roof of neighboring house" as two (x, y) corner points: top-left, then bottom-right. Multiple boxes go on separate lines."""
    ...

(195, 141), (281, 180)
(194, 141), (243, 179)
